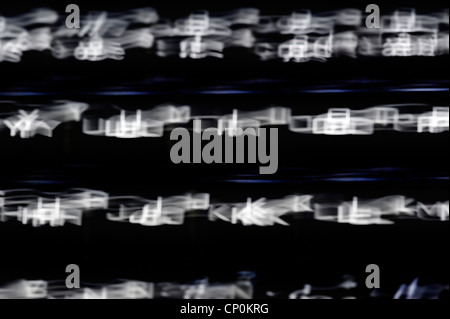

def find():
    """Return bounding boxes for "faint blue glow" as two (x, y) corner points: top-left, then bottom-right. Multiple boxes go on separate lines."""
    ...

(0, 87), (447, 96)
(300, 88), (447, 93)
(198, 90), (259, 94)
(389, 88), (448, 92)
(323, 177), (385, 182)
(87, 91), (164, 95)
(301, 89), (365, 93)
(0, 92), (54, 96)
(225, 179), (286, 183)
(366, 167), (405, 172)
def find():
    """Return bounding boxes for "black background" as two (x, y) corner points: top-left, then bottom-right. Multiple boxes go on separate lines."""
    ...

(0, 0), (448, 299)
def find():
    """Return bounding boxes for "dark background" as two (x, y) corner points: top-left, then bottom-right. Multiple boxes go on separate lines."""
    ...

(0, 0), (448, 298)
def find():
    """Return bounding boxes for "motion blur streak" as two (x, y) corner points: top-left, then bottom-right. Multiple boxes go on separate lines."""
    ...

(1, 189), (447, 226)
(1, 7), (448, 62)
